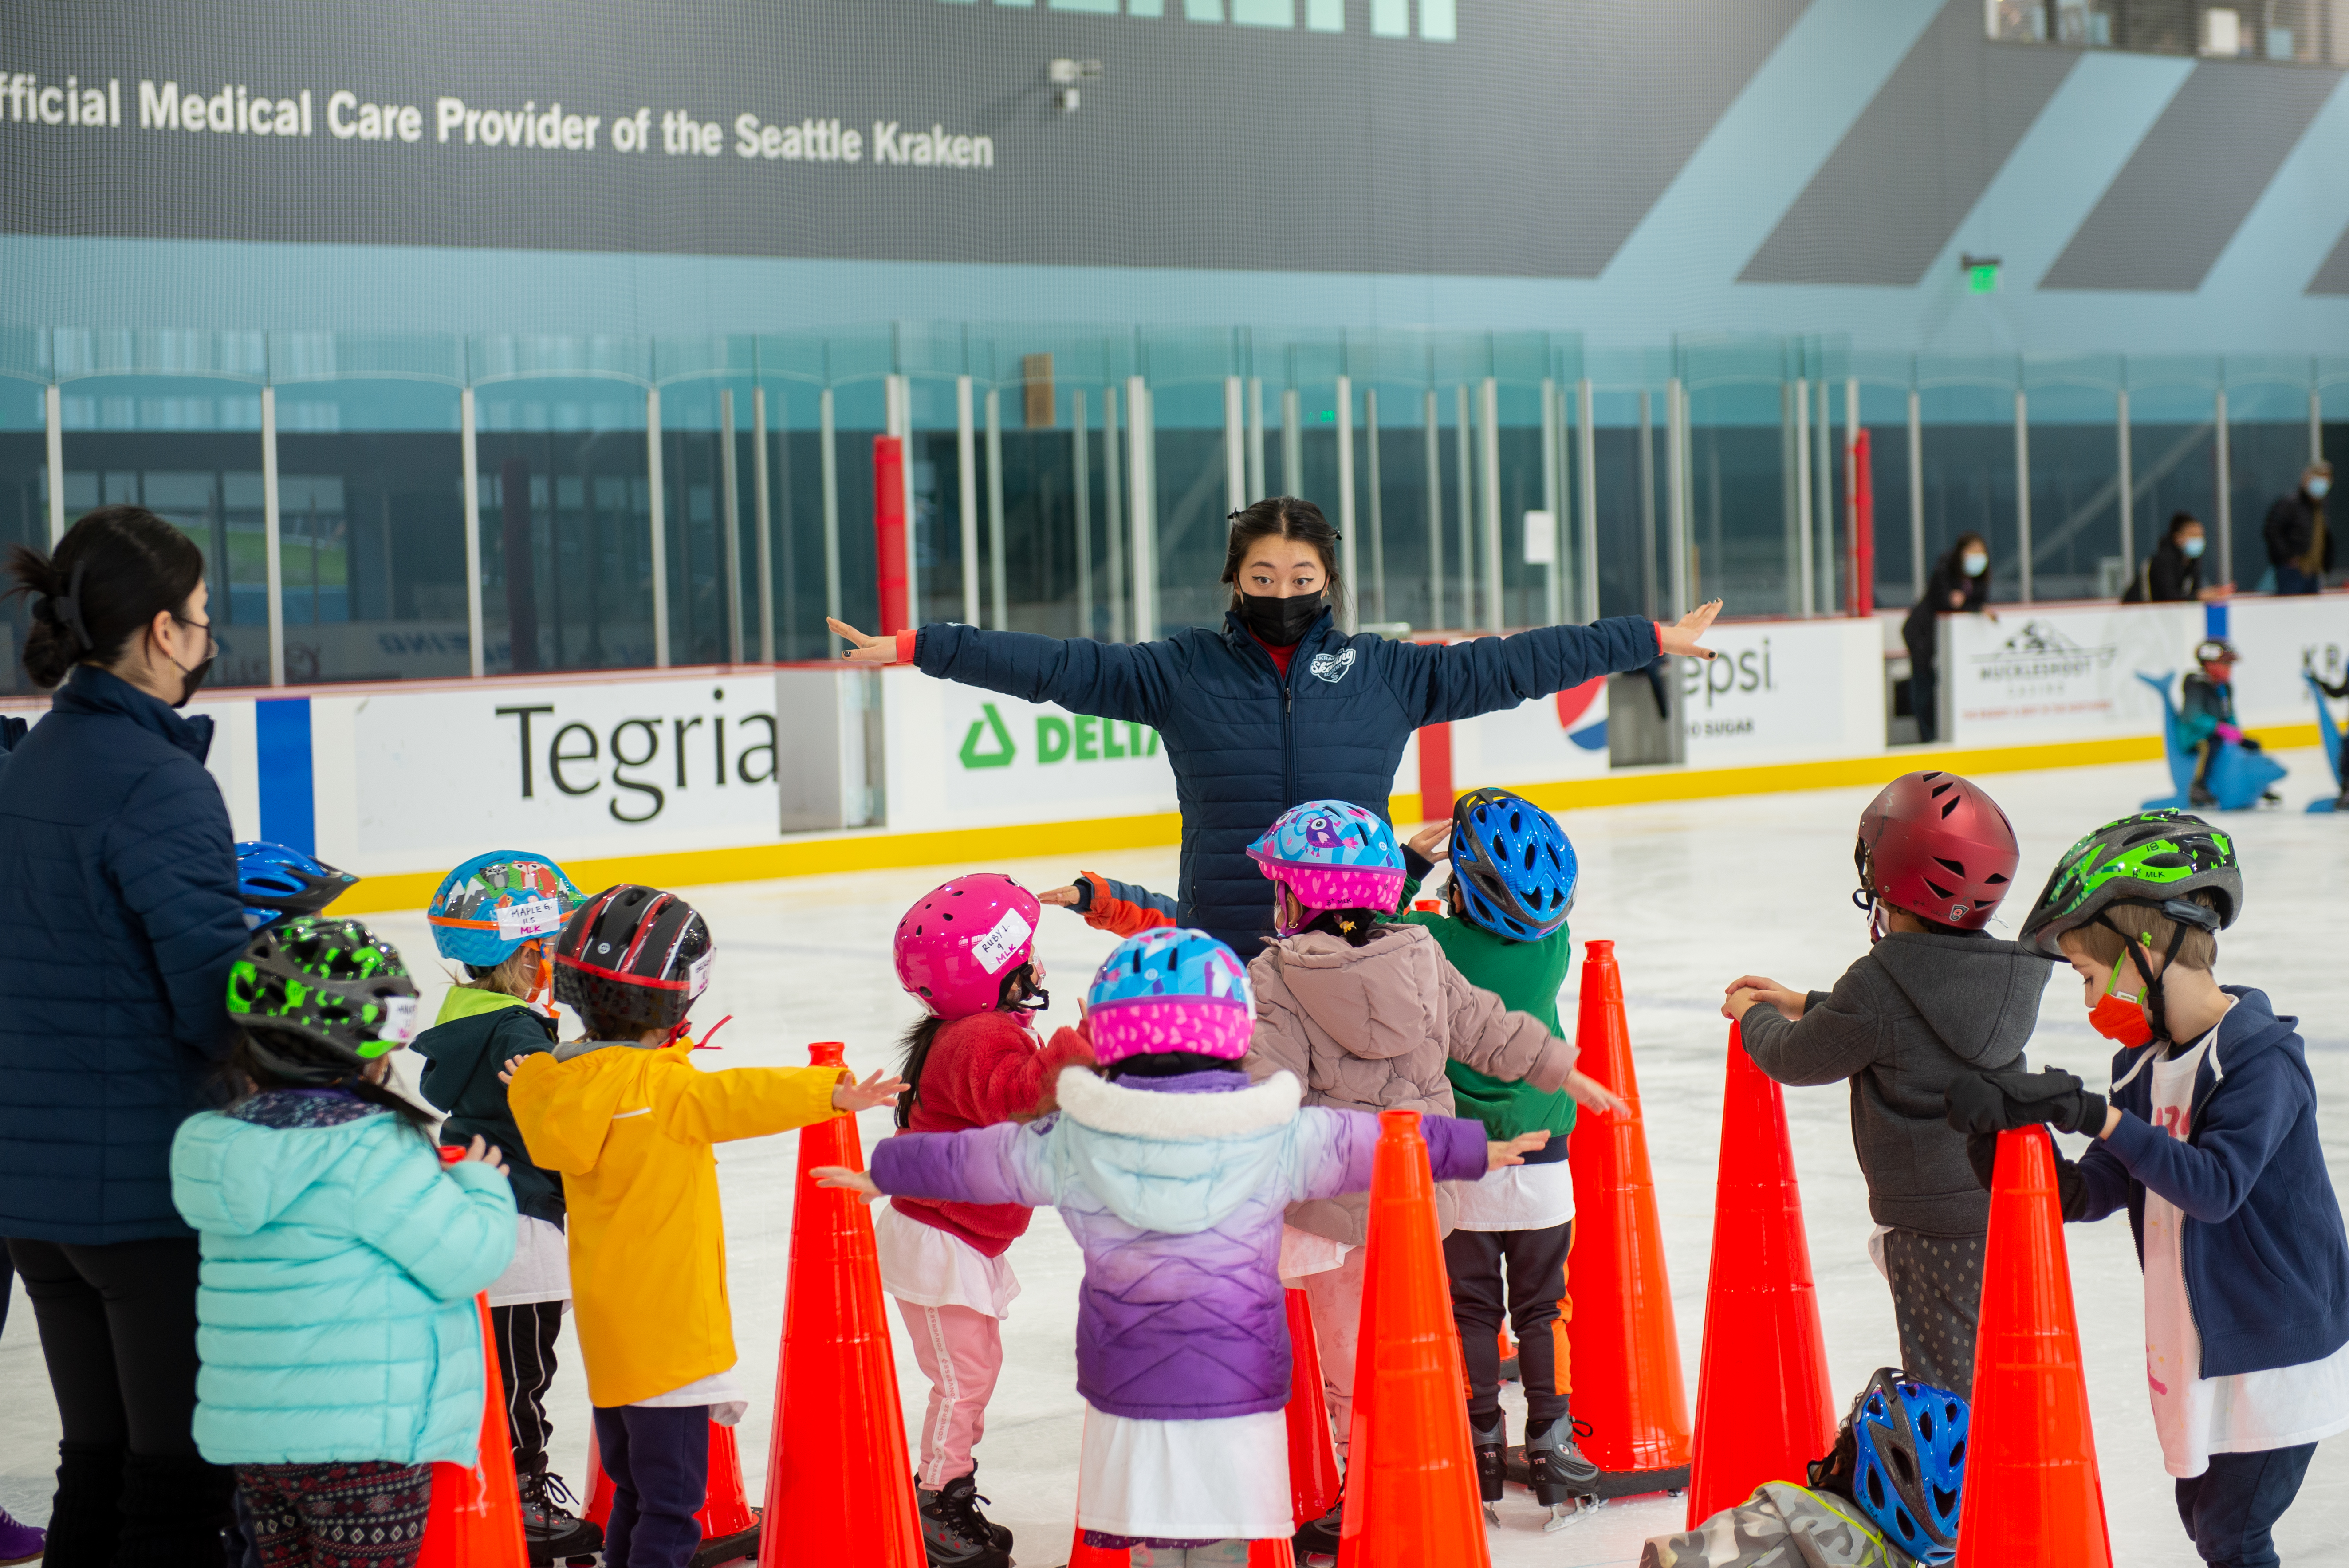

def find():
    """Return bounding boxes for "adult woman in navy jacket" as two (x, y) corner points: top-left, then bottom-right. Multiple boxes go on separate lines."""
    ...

(0, 506), (246, 1565)
(833, 497), (1719, 953)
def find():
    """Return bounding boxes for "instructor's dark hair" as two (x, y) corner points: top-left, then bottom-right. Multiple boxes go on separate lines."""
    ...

(4, 507), (206, 689)
(2163, 511), (2202, 547)
(1221, 497), (1348, 619)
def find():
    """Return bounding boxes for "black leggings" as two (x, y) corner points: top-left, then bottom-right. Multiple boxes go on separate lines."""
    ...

(492, 1301), (563, 1476)
(1445, 1221), (1575, 1430)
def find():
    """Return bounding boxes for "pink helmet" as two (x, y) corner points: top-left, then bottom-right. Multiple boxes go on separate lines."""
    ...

(894, 874), (1043, 1020)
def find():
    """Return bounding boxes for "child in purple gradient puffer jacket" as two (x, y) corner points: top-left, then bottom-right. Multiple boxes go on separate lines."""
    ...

(818, 927), (1541, 1567)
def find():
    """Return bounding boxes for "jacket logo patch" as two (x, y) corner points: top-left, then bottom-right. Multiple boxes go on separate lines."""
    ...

(1308, 649), (1356, 684)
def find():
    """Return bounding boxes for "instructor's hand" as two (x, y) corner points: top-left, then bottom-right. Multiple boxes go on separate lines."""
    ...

(828, 618), (903, 664)
(1656, 601), (1723, 662)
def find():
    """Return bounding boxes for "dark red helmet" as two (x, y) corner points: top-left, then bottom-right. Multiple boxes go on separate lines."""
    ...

(1855, 771), (2019, 931)
(552, 884), (713, 1035)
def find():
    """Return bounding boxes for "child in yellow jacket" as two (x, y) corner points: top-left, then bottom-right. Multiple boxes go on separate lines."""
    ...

(504, 884), (903, 1568)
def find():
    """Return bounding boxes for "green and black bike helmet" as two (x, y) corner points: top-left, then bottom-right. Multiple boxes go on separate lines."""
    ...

(2018, 810), (2239, 1038)
(228, 915), (422, 1087)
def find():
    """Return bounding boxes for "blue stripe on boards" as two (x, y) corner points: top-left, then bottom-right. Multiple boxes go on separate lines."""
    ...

(254, 698), (316, 855)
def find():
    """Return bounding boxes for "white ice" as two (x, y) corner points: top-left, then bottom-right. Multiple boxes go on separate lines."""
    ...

(6, 751), (2348, 1566)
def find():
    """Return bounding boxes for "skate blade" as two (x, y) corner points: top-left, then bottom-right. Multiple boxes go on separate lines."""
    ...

(1543, 1497), (1601, 1533)
(1483, 1504), (1499, 1525)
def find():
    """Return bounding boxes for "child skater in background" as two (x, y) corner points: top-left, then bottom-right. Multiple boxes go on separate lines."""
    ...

(1953, 812), (2349, 1568)
(818, 928), (1550, 1568)
(504, 884), (904, 1568)
(1397, 787), (1598, 1529)
(1240, 799), (1624, 1556)
(413, 851), (600, 1564)
(172, 917), (517, 1568)
(885, 874), (1096, 1568)
(1722, 772), (2049, 1396)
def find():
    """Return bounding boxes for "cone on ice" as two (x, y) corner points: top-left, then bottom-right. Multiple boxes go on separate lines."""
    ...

(1283, 1287), (1341, 1525)
(1562, 940), (1692, 1483)
(1955, 1128), (2112, 1568)
(760, 1042), (924, 1568)
(1686, 1022), (1836, 1527)
(417, 1146), (528, 1568)
(1337, 1111), (1490, 1568)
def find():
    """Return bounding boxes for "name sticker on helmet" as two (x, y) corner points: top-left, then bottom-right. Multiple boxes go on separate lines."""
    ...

(972, 907), (1034, 974)
(688, 949), (715, 999)
(380, 995), (419, 1045)
(494, 896), (566, 941)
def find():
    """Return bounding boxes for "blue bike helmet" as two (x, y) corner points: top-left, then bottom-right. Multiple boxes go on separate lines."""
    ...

(427, 851), (582, 968)
(1085, 927), (1254, 1068)
(235, 842), (359, 931)
(1848, 1368), (1967, 1564)
(1448, 787), (1577, 942)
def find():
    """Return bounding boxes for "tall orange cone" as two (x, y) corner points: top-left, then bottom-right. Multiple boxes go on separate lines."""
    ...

(1955, 1128), (2112, 1568)
(1685, 1023), (1836, 1526)
(760, 1042), (924, 1567)
(582, 1418), (761, 1564)
(1336, 1110), (1490, 1568)
(1562, 939), (1691, 1486)
(418, 1146), (528, 1568)
(1283, 1287), (1341, 1525)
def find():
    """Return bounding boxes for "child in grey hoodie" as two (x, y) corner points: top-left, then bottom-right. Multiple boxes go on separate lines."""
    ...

(1721, 772), (2050, 1395)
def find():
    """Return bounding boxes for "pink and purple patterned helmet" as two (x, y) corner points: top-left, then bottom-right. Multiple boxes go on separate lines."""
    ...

(894, 874), (1042, 1020)
(1248, 799), (1406, 934)
(1085, 927), (1255, 1065)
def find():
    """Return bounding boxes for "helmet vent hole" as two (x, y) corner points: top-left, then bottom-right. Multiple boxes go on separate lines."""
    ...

(1948, 1439), (1965, 1470)
(1917, 1410), (1934, 1441)
(1939, 796), (1960, 817)
(1984, 872), (2008, 884)
(1933, 857), (1967, 876)
(1923, 877), (1955, 898)
(1933, 1486), (1958, 1517)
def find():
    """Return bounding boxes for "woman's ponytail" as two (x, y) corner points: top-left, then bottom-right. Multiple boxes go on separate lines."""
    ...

(4, 505), (206, 690)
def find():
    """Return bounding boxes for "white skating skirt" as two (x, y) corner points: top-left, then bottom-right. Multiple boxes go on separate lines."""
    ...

(486, 1215), (571, 1307)
(1076, 1403), (1291, 1541)
(876, 1202), (1021, 1320)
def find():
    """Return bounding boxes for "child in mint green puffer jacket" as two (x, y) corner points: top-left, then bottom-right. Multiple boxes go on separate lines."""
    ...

(172, 914), (516, 1568)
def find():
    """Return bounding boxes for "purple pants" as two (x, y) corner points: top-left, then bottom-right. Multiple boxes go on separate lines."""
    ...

(590, 1405), (709, 1568)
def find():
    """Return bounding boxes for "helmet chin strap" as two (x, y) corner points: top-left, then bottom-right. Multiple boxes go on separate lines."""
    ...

(2093, 909), (2193, 1045)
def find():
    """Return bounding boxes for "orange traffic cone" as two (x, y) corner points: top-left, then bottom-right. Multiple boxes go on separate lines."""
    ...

(1336, 1110), (1490, 1568)
(760, 1042), (924, 1567)
(1562, 940), (1692, 1487)
(1685, 1023), (1836, 1527)
(418, 1147), (528, 1568)
(1955, 1128), (2112, 1567)
(581, 1417), (761, 1564)
(1283, 1287), (1341, 1526)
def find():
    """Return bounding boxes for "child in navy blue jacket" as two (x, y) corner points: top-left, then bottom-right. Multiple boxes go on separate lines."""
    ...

(1948, 812), (2349, 1568)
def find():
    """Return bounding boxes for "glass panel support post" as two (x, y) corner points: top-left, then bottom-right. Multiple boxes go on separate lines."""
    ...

(1844, 378), (1861, 616)
(2015, 387), (2033, 604)
(721, 387), (744, 665)
(985, 387), (1007, 631)
(1639, 387), (1659, 621)
(1246, 377), (1266, 500)
(1224, 375), (1246, 514)
(1103, 385), (1125, 643)
(1074, 389), (1094, 638)
(957, 374), (980, 628)
(1336, 373), (1357, 631)
(752, 386), (774, 664)
(1365, 386), (1385, 625)
(1664, 377), (1689, 619)
(1793, 378), (1814, 617)
(1455, 384), (1474, 629)
(1424, 389), (1445, 631)
(1907, 386), (1925, 601)
(1478, 377), (1502, 631)
(461, 386), (484, 678)
(1281, 386), (1302, 497)
(2116, 387), (2134, 577)
(2314, 385), (2326, 466)
(648, 387), (670, 668)
(820, 386), (842, 625)
(1127, 375), (1155, 642)
(43, 381), (63, 545)
(1540, 377), (1561, 626)
(262, 384), (285, 686)
(1575, 378), (1599, 624)
(1815, 377), (1834, 614)
(2214, 386), (2232, 581)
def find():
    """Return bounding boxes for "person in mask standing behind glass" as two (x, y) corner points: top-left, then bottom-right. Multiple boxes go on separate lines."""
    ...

(2263, 462), (2333, 596)
(828, 497), (1720, 955)
(1902, 532), (1994, 744)
(2124, 512), (2231, 605)
(0, 506), (248, 1566)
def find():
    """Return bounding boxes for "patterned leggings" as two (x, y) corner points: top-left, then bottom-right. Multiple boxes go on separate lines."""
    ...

(1880, 1228), (1985, 1399)
(237, 1461), (435, 1568)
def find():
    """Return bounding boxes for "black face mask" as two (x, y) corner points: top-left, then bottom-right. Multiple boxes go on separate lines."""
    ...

(1236, 591), (1325, 647)
(173, 656), (214, 709)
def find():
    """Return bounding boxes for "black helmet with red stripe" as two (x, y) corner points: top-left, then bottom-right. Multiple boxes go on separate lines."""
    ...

(552, 884), (713, 1036)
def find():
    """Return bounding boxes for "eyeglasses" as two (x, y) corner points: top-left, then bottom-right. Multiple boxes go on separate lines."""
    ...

(171, 614), (218, 661)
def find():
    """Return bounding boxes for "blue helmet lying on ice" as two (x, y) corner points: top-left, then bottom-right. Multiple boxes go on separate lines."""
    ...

(1846, 1368), (1966, 1564)
(427, 850), (582, 968)
(235, 841), (359, 931)
(1448, 787), (1577, 942)
(1085, 927), (1254, 1067)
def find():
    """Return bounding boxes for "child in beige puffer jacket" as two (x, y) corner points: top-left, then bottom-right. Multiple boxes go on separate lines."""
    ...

(1237, 800), (1621, 1512)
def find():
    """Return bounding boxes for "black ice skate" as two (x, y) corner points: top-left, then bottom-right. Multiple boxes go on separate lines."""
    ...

(1291, 1490), (1342, 1565)
(517, 1470), (602, 1566)
(1470, 1412), (1504, 1525)
(1524, 1418), (1601, 1533)
(916, 1473), (1012, 1568)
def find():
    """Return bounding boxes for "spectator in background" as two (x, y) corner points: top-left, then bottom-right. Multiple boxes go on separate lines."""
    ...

(2263, 462), (2332, 595)
(2123, 512), (2230, 604)
(1902, 532), (1995, 745)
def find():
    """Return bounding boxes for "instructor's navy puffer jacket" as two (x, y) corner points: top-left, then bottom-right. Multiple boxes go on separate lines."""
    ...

(915, 608), (1657, 952)
(0, 666), (248, 1243)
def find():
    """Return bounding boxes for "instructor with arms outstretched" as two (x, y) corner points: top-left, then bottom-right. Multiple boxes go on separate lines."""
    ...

(832, 496), (1719, 953)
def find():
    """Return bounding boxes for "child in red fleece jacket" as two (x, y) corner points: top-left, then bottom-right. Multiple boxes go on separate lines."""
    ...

(884, 875), (1094, 1568)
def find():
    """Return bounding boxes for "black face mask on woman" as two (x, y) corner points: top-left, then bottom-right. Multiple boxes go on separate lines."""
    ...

(1236, 591), (1325, 647)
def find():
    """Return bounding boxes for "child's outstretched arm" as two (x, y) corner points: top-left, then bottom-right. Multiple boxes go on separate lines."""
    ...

(352, 1134), (519, 1304)
(1039, 872), (1177, 937)
(1726, 966), (1880, 1086)
(1437, 965), (1586, 1097)
(821, 1119), (1059, 1207)
(1285, 1104), (1500, 1203)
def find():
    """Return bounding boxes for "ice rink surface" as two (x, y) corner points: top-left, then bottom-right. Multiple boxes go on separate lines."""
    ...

(6, 750), (2348, 1566)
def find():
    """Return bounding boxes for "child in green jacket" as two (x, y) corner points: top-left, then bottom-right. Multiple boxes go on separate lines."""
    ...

(1399, 786), (1595, 1529)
